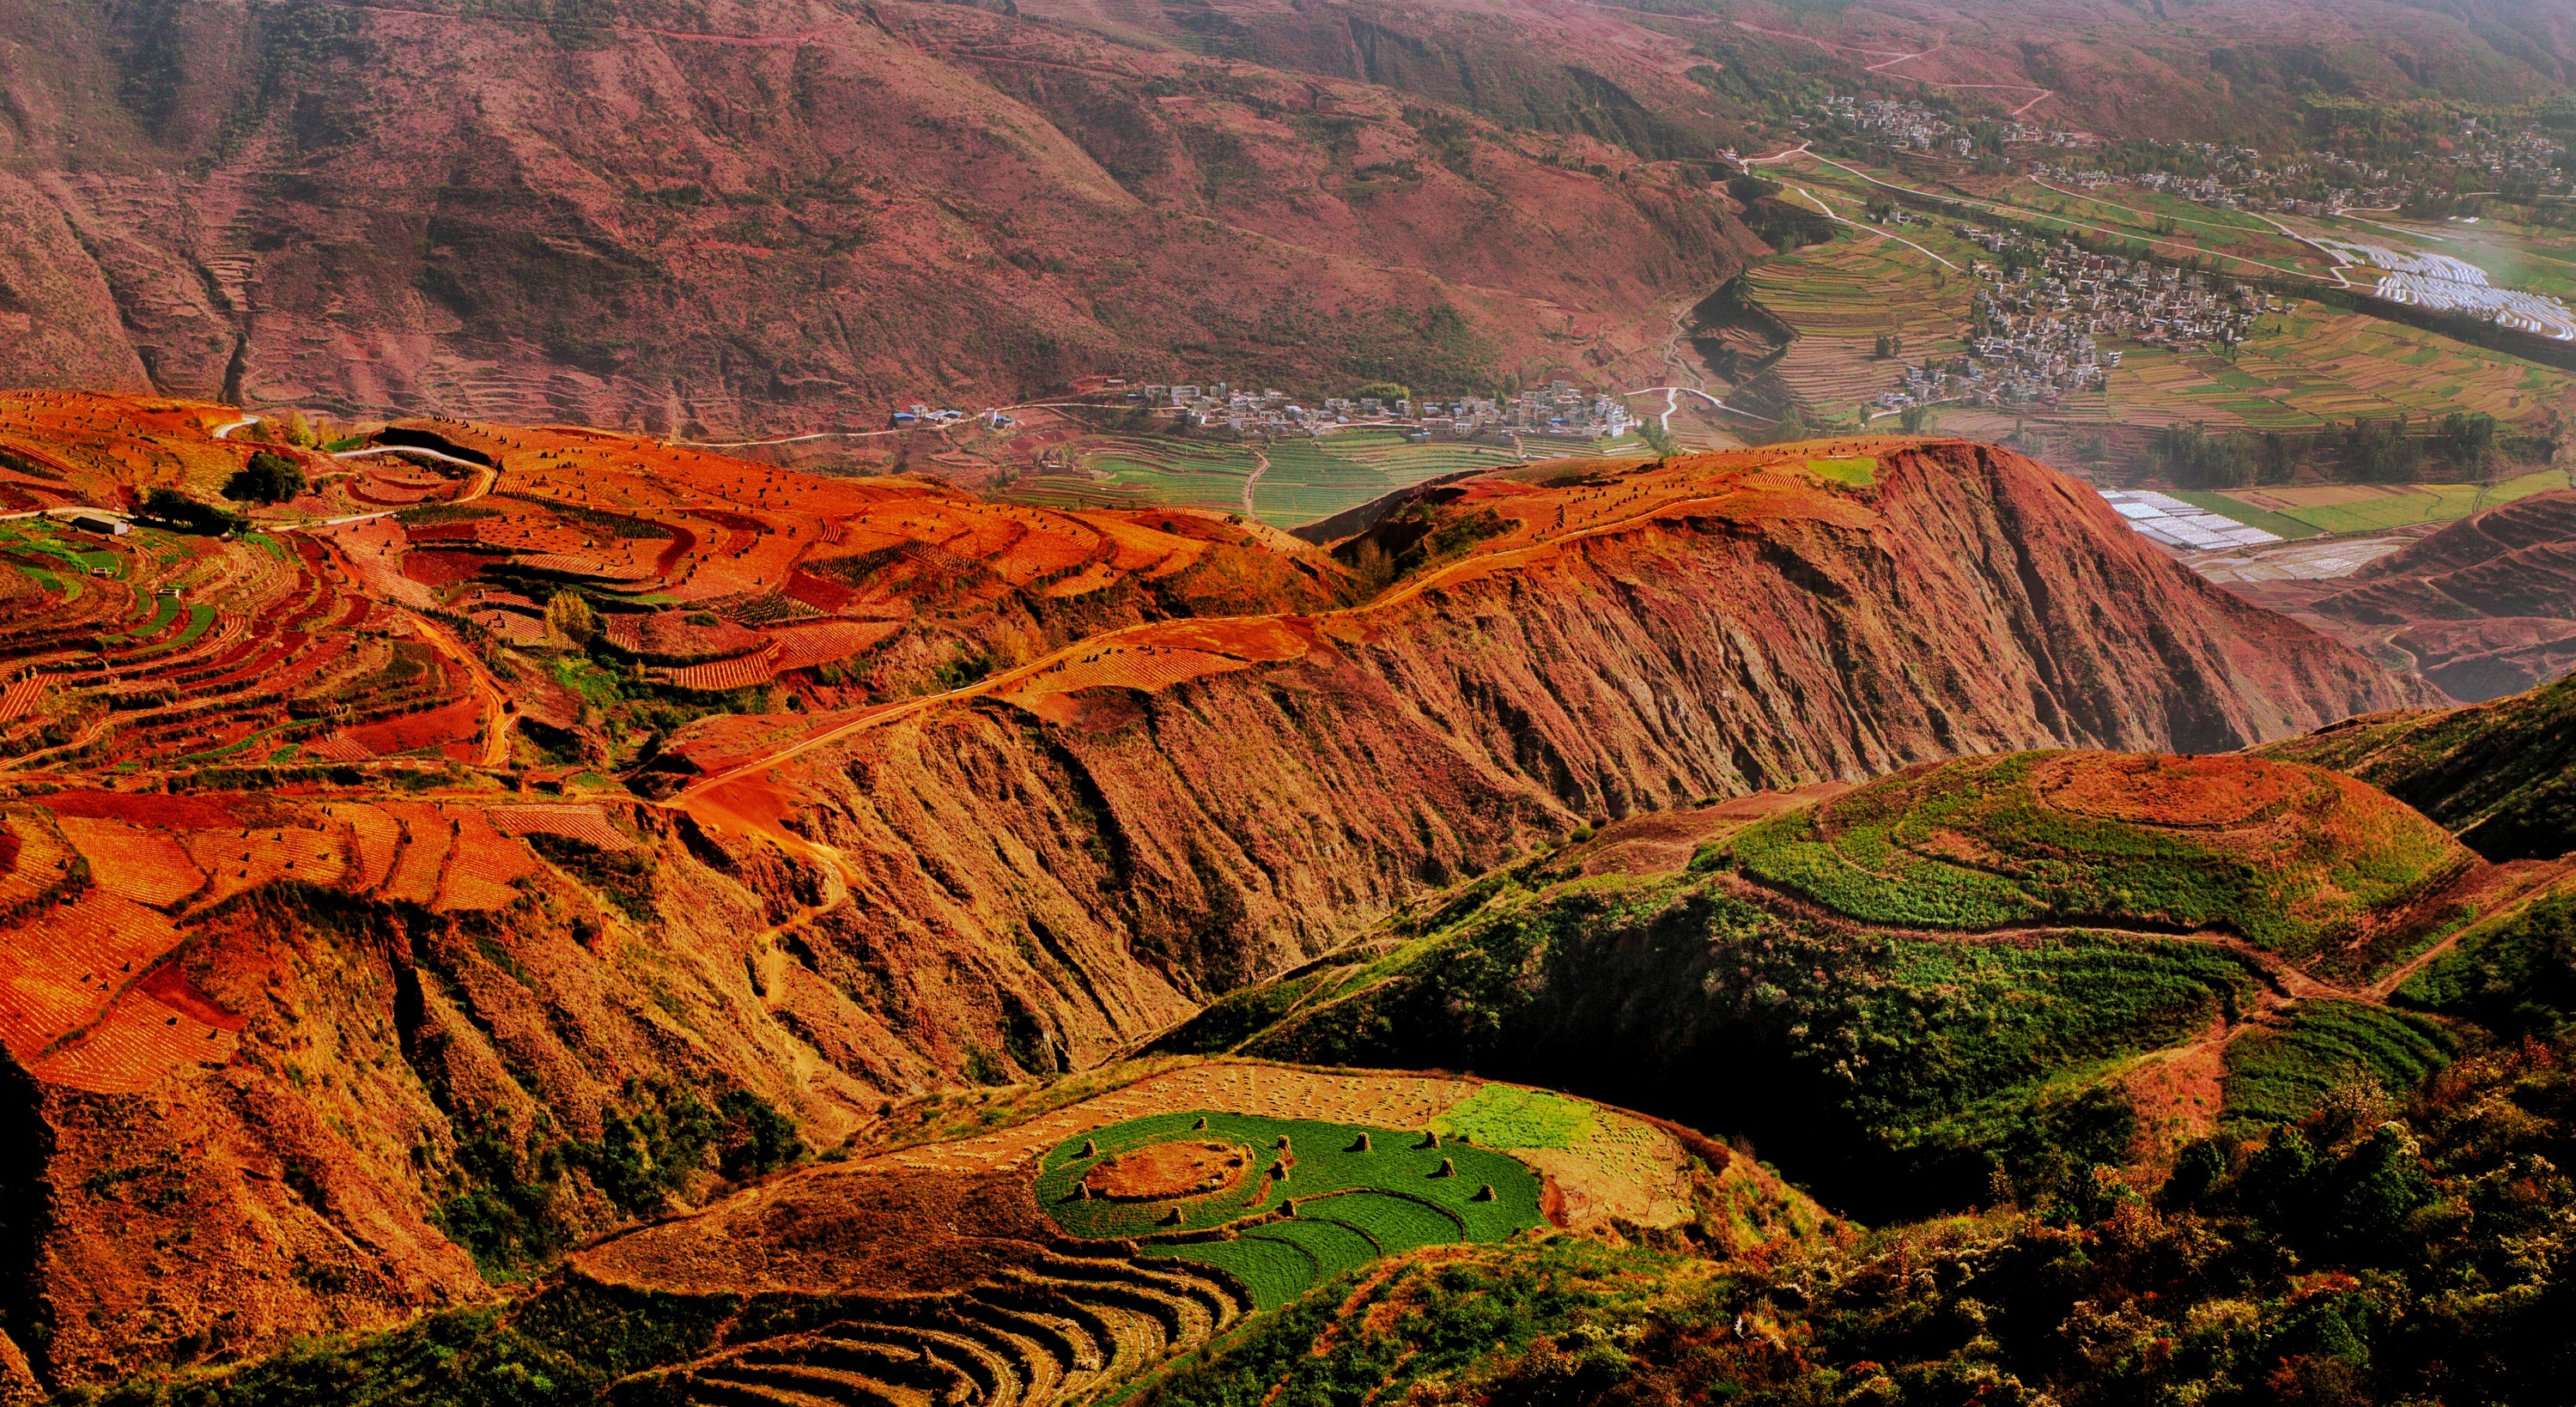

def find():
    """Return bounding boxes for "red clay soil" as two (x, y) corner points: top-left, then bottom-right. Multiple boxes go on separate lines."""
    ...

(1080, 1140), (1251, 1202)
(33, 791), (256, 830)
(574, 1167), (1051, 1299)
(2039, 753), (2304, 828)
(399, 549), (499, 588)
(342, 697), (481, 755)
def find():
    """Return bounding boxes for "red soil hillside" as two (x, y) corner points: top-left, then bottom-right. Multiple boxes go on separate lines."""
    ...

(0, 403), (2426, 1389)
(2232, 488), (2576, 703)
(0, 0), (1757, 435)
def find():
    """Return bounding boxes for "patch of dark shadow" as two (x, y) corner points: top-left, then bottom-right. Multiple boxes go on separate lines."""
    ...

(374, 427), (494, 467)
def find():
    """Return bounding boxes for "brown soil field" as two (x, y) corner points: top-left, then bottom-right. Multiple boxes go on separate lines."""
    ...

(55, 817), (205, 909)
(574, 1167), (1051, 1299)
(2038, 753), (2304, 828)
(1082, 1141), (1253, 1202)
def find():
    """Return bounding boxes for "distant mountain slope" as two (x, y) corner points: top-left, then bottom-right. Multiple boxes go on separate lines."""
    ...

(2257, 488), (2576, 704)
(2260, 670), (2576, 863)
(0, 0), (1756, 434)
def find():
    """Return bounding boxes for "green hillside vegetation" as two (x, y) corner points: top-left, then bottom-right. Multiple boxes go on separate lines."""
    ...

(1125, 1035), (2576, 1407)
(76, 1035), (2576, 1407)
(2259, 672), (2576, 863)
(2221, 1000), (2454, 1131)
(2397, 881), (2576, 1035)
(1722, 751), (2467, 958)
(1156, 850), (2264, 1216)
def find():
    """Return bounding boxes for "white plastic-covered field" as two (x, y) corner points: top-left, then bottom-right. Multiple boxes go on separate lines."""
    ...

(2317, 238), (2576, 341)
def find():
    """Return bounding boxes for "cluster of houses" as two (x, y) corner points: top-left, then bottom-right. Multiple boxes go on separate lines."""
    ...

(2438, 118), (2571, 191)
(1796, 96), (2094, 160)
(2032, 127), (2563, 215)
(1878, 237), (2281, 413)
(1126, 380), (1632, 440)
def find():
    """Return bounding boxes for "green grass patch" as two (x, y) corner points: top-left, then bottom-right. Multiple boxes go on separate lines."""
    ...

(2170, 490), (2324, 540)
(1158, 1234), (1320, 1308)
(99, 593), (180, 646)
(125, 603), (216, 658)
(1429, 1085), (1598, 1149)
(2221, 999), (2452, 1130)
(1804, 454), (1876, 485)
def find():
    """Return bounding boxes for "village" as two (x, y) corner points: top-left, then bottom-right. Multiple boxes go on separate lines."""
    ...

(1807, 88), (2564, 217)
(1881, 234), (2279, 413)
(2026, 124), (2564, 215)
(1117, 379), (1635, 441)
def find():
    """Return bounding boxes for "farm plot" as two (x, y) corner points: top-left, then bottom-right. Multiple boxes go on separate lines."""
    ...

(486, 804), (633, 850)
(434, 810), (544, 910)
(2208, 469), (2570, 536)
(332, 804), (404, 889)
(0, 892), (185, 1065)
(341, 695), (482, 757)
(1250, 434), (1526, 529)
(0, 810), (76, 910)
(54, 816), (205, 908)
(377, 802), (453, 906)
(1040, 1109), (1545, 1309)
(178, 825), (349, 908)
(27, 981), (240, 1095)
(1725, 749), (2469, 960)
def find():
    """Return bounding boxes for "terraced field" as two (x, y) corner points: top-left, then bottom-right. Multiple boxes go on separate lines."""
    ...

(1004, 429), (1532, 529)
(2204, 467), (2573, 535)
(572, 1052), (1810, 1407)
(1037, 1110), (1546, 1307)
(1723, 749), (2471, 961)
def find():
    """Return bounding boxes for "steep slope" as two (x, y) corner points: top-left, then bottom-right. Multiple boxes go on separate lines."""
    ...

(664, 436), (2428, 998)
(0, 421), (2426, 1388)
(2260, 669), (2576, 863)
(2237, 488), (2576, 703)
(0, 0), (1755, 434)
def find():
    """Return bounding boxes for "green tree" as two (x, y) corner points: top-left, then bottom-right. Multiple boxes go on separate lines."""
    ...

(546, 591), (598, 646)
(2435, 411), (2498, 480)
(1635, 421), (1679, 460)
(139, 486), (237, 534)
(223, 450), (308, 504)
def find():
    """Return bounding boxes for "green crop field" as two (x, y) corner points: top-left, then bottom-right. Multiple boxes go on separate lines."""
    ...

(1251, 432), (1528, 528)
(100, 592), (179, 644)
(1038, 1110), (1546, 1309)
(2202, 467), (2573, 536)
(1722, 751), (2464, 957)
(998, 430), (1531, 529)
(1429, 1085), (1598, 1149)
(2166, 490), (2324, 540)
(127, 603), (216, 657)
(1804, 454), (1877, 486)
(0, 524), (122, 579)
(2221, 999), (2453, 1131)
